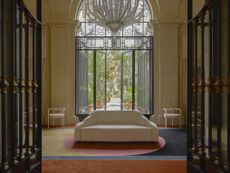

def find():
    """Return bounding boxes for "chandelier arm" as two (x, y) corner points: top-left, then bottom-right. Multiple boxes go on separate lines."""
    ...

(88, 0), (108, 24)
(93, 0), (108, 20)
(131, 0), (142, 18)
(87, 6), (103, 23)
(117, 0), (129, 21)
(129, 0), (140, 16)
(120, 0), (140, 24)
(94, 0), (107, 20)
(122, 2), (144, 26)
(114, 0), (119, 21)
(108, 0), (115, 21)
(120, 2), (135, 26)
(135, 1), (145, 18)
(133, 4), (145, 21)
(102, 0), (113, 22)
(87, 8), (106, 27)
(117, 0), (124, 20)
(117, 0), (131, 22)
(86, 1), (97, 19)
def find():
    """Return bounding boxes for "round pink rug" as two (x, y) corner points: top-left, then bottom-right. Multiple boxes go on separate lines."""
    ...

(63, 136), (166, 156)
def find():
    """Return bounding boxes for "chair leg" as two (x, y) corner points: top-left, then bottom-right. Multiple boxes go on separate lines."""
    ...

(172, 118), (173, 128)
(165, 117), (167, 128)
(180, 117), (181, 128)
(48, 117), (49, 128)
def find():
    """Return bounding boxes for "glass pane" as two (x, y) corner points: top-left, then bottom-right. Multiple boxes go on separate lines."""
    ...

(106, 51), (121, 110)
(197, 25), (202, 150)
(33, 92), (38, 146)
(221, 93), (228, 162)
(29, 93), (33, 147)
(204, 21), (210, 156)
(22, 93), (26, 153)
(123, 51), (133, 110)
(96, 52), (105, 110)
(137, 50), (150, 114)
(87, 51), (94, 112)
(76, 51), (90, 113)
(191, 93), (196, 147)
(33, 26), (38, 147)
(29, 26), (34, 147)
(15, 93), (20, 156)
(220, 0), (228, 163)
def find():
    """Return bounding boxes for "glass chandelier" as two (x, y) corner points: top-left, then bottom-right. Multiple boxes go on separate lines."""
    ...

(86, 0), (144, 34)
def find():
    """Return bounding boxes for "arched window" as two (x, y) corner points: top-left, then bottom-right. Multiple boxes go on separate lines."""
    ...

(75, 0), (153, 115)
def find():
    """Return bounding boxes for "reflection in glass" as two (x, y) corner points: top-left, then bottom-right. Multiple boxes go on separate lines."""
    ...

(29, 94), (33, 147)
(137, 50), (150, 114)
(76, 51), (90, 113)
(204, 20), (210, 156)
(220, 0), (228, 163)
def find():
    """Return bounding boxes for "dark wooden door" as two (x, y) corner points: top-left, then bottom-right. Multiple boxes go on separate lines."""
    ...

(0, 0), (42, 172)
(187, 0), (230, 172)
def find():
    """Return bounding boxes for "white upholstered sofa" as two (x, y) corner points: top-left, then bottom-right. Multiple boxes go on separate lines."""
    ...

(74, 110), (159, 142)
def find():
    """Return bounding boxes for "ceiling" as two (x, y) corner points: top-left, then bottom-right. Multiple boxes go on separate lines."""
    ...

(24, 0), (189, 24)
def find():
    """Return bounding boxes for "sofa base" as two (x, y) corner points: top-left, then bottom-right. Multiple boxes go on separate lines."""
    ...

(78, 124), (156, 142)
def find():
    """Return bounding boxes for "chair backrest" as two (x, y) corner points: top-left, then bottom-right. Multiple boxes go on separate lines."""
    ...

(48, 108), (65, 116)
(163, 108), (181, 114)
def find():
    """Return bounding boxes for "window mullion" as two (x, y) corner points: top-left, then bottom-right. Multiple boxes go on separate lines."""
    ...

(121, 30), (124, 110)
(132, 50), (135, 110)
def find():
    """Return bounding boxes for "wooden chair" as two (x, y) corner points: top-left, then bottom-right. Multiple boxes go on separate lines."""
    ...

(163, 108), (182, 128)
(48, 108), (65, 128)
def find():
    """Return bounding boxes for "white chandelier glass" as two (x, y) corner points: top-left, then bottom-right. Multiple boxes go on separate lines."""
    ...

(86, 0), (145, 34)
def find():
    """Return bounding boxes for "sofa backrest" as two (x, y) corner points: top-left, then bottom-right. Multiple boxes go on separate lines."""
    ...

(90, 110), (143, 124)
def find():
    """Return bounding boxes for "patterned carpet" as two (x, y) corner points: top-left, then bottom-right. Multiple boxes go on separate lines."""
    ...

(42, 160), (187, 173)
(63, 136), (166, 156)
(42, 127), (186, 157)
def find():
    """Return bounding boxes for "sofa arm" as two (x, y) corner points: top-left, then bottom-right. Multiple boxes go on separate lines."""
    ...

(137, 115), (158, 128)
(75, 115), (95, 128)
(74, 115), (95, 141)
(149, 121), (158, 129)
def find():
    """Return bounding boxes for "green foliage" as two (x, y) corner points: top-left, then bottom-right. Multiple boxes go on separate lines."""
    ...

(88, 52), (94, 106)
(87, 50), (135, 107)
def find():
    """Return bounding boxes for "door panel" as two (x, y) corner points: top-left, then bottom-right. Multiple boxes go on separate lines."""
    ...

(188, 0), (230, 172)
(0, 0), (42, 172)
